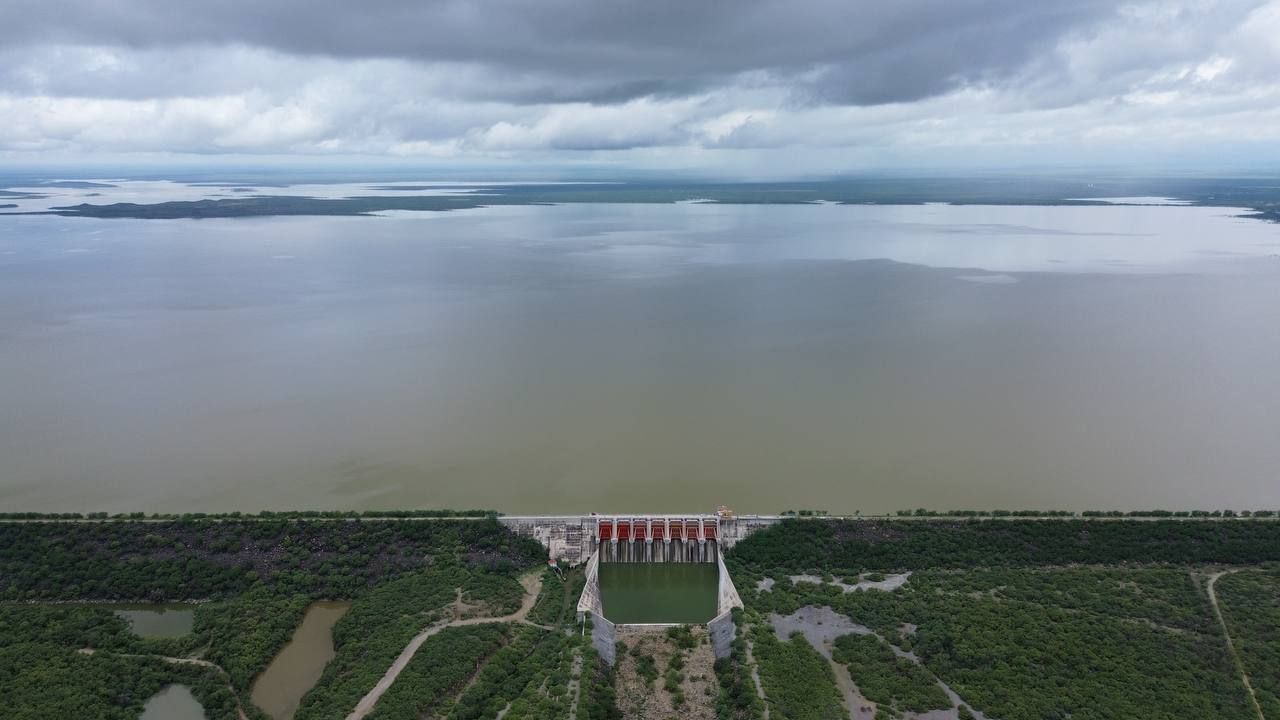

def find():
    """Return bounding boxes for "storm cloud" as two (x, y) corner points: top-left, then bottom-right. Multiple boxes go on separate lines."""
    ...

(0, 0), (1123, 105)
(1, 0), (1277, 170)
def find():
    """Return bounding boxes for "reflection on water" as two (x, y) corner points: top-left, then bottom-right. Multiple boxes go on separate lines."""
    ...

(2, 203), (1280, 514)
(141, 685), (206, 720)
(250, 601), (350, 720)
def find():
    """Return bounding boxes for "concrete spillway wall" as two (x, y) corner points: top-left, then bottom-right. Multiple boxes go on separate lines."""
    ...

(708, 552), (745, 659)
(575, 552), (617, 665)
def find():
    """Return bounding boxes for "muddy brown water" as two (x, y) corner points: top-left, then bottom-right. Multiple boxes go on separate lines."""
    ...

(4, 202), (1280, 514)
(250, 601), (350, 720)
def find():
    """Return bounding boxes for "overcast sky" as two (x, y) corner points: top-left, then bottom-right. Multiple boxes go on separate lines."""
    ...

(2, 0), (1279, 176)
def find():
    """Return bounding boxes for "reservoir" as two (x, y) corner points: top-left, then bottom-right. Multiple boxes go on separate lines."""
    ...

(3, 197), (1280, 514)
(598, 563), (719, 624)
(250, 601), (350, 720)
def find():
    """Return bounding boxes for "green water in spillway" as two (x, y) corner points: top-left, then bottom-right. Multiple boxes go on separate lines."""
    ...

(598, 563), (719, 624)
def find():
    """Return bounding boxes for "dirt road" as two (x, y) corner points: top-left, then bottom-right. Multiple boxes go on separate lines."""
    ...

(344, 570), (545, 720)
(1207, 570), (1266, 720)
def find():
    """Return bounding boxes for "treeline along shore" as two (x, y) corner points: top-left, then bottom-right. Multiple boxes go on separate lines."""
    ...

(4, 506), (1279, 521)
(4, 512), (1280, 603)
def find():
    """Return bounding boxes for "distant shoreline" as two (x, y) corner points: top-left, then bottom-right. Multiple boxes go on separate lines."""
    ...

(5, 195), (1275, 222)
(1, 177), (1277, 220)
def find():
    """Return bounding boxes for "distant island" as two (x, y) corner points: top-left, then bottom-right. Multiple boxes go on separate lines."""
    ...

(38, 180), (120, 189)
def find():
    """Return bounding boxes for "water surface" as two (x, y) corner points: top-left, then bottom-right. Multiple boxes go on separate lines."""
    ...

(598, 563), (719, 624)
(141, 685), (206, 720)
(250, 601), (349, 720)
(114, 604), (195, 637)
(2, 202), (1279, 513)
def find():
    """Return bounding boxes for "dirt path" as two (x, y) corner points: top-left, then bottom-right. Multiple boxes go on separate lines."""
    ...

(758, 612), (874, 720)
(344, 570), (545, 720)
(566, 648), (585, 720)
(831, 660), (875, 720)
(89, 573), (550, 720)
(743, 635), (770, 720)
(1207, 570), (1266, 720)
(769, 607), (991, 720)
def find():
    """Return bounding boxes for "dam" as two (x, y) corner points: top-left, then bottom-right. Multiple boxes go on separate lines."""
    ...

(497, 512), (780, 566)
(596, 516), (722, 563)
(499, 512), (777, 665)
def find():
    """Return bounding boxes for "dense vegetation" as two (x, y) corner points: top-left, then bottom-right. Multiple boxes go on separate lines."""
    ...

(750, 624), (846, 720)
(1, 644), (241, 720)
(911, 593), (1250, 719)
(0, 517), (543, 600)
(1216, 570), (1280, 716)
(909, 567), (1214, 632)
(0, 509), (496, 520)
(8, 515), (1279, 720)
(712, 610), (765, 720)
(294, 561), (525, 719)
(749, 567), (1256, 719)
(729, 518), (1280, 573)
(580, 648), (623, 720)
(0, 610), (242, 720)
(444, 627), (576, 720)
(527, 567), (585, 627)
(831, 634), (948, 717)
(365, 623), (512, 720)
(0, 604), (181, 654)
(196, 586), (312, 689)
(0, 516), (545, 720)
(0, 591), (324, 718)
(896, 508), (1279, 517)
(483, 638), (581, 720)
(0, 600), (298, 718)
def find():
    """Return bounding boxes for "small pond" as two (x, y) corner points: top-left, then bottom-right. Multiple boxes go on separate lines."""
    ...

(141, 684), (206, 720)
(112, 604), (195, 637)
(250, 601), (351, 720)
